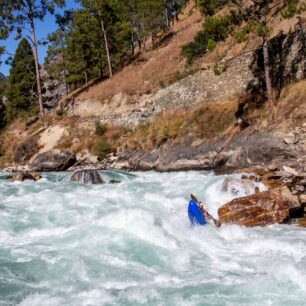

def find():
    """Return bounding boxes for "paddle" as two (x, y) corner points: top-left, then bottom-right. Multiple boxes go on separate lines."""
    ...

(191, 194), (221, 228)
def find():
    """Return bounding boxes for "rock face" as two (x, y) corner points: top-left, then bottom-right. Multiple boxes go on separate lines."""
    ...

(70, 170), (104, 184)
(30, 149), (76, 172)
(218, 187), (301, 227)
(115, 130), (301, 172)
(67, 53), (254, 127)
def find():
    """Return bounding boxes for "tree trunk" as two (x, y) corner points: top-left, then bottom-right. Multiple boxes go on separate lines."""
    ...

(131, 31), (135, 55)
(82, 52), (88, 84)
(263, 38), (275, 115)
(164, 1), (170, 30)
(99, 10), (113, 78)
(84, 71), (88, 84)
(63, 68), (69, 95)
(30, 20), (44, 116)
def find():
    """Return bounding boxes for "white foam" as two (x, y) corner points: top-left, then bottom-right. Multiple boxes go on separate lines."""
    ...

(0, 170), (305, 305)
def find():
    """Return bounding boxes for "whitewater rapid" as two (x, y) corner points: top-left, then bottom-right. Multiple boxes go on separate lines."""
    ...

(0, 170), (305, 306)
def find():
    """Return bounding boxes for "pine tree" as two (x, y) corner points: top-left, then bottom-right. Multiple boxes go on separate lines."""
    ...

(6, 39), (37, 121)
(0, 72), (6, 129)
(64, 9), (102, 88)
(45, 10), (74, 96)
(79, 0), (120, 78)
(0, 0), (65, 116)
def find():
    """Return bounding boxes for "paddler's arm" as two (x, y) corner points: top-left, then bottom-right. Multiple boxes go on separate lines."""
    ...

(199, 204), (212, 220)
(204, 211), (212, 220)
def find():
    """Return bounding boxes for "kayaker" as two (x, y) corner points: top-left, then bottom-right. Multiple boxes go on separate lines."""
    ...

(188, 194), (221, 227)
(198, 203), (212, 221)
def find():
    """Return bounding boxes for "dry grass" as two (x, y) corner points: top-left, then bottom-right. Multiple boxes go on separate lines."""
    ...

(0, 120), (28, 164)
(126, 100), (237, 150)
(56, 121), (128, 156)
(125, 79), (306, 152)
(273, 80), (306, 127)
(77, 1), (203, 102)
(236, 79), (306, 130)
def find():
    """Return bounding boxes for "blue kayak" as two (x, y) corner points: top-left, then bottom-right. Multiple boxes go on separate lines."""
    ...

(188, 200), (207, 225)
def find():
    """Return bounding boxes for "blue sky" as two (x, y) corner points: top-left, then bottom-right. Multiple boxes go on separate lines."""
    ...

(0, 0), (79, 76)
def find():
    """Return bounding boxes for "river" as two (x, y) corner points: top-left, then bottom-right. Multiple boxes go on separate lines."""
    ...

(0, 170), (305, 305)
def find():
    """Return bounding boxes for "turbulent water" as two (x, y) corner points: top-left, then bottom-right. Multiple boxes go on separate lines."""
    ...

(0, 170), (305, 306)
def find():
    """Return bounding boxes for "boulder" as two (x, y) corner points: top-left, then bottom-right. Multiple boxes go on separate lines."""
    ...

(218, 187), (301, 227)
(70, 170), (104, 184)
(30, 149), (76, 172)
(109, 179), (121, 184)
(283, 166), (300, 177)
(299, 194), (306, 205)
(261, 172), (285, 189)
(8, 172), (41, 182)
(221, 177), (257, 196)
(283, 136), (298, 145)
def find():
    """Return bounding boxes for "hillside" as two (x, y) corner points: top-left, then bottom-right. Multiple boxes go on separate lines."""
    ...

(0, 0), (305, 173)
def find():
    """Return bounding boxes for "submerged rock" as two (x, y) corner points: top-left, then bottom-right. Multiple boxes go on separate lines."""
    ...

(218, 187), (301, 227)
(109, 180), (121, 184)
(70, 170), (104, 184)
(221, 178), (257, 196)
(298, 216), (306, 227)
(30, 149), (76, 172)
(8, 172), (41, 182)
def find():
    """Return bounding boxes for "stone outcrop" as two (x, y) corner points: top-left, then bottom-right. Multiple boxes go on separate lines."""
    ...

(67, 53), (254, 127)
(115, 130), (302, 172)
(250, 27), (306, 98)
(218, 187), (301, 227)
(30, 149), (76, 172)
(70, 170), (104, 184)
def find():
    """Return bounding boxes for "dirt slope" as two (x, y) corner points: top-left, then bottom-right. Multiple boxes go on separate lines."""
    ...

(77, 1), (202, 102)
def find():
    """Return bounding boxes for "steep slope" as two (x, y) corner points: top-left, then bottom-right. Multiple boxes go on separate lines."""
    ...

(0, 1), (305, 171)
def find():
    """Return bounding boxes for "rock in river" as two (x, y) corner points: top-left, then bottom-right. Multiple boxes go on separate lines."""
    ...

(218, 187), (301, 227)
(30, 149), (76, 172)
(70, 170), (104, 184)
(221, 178), (257, 196)
(8, 172), (41, 182)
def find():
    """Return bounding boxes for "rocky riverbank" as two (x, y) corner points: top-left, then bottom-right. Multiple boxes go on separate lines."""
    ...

(112, 124), (306, 173)
(1, 129), (305, 228)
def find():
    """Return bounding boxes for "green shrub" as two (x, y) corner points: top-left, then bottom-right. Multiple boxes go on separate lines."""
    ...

(92, 139), (112, 160)
(95, 121), (106, 136)
(204, 16), (231, 41)
(159, 80), (166, 88)
(281, 0), (306, 18)
(213, 63), (222, 75)
(235, 30), (247, 43)
(197, 0), (229, 16)
(207, 39), (217, 51)
(56, 108), (66, 116)
(182, 30), (209, 63)
(182, 16), (232, 63)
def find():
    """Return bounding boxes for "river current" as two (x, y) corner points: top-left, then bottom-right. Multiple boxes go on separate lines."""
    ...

(0, 170), (305, 306)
